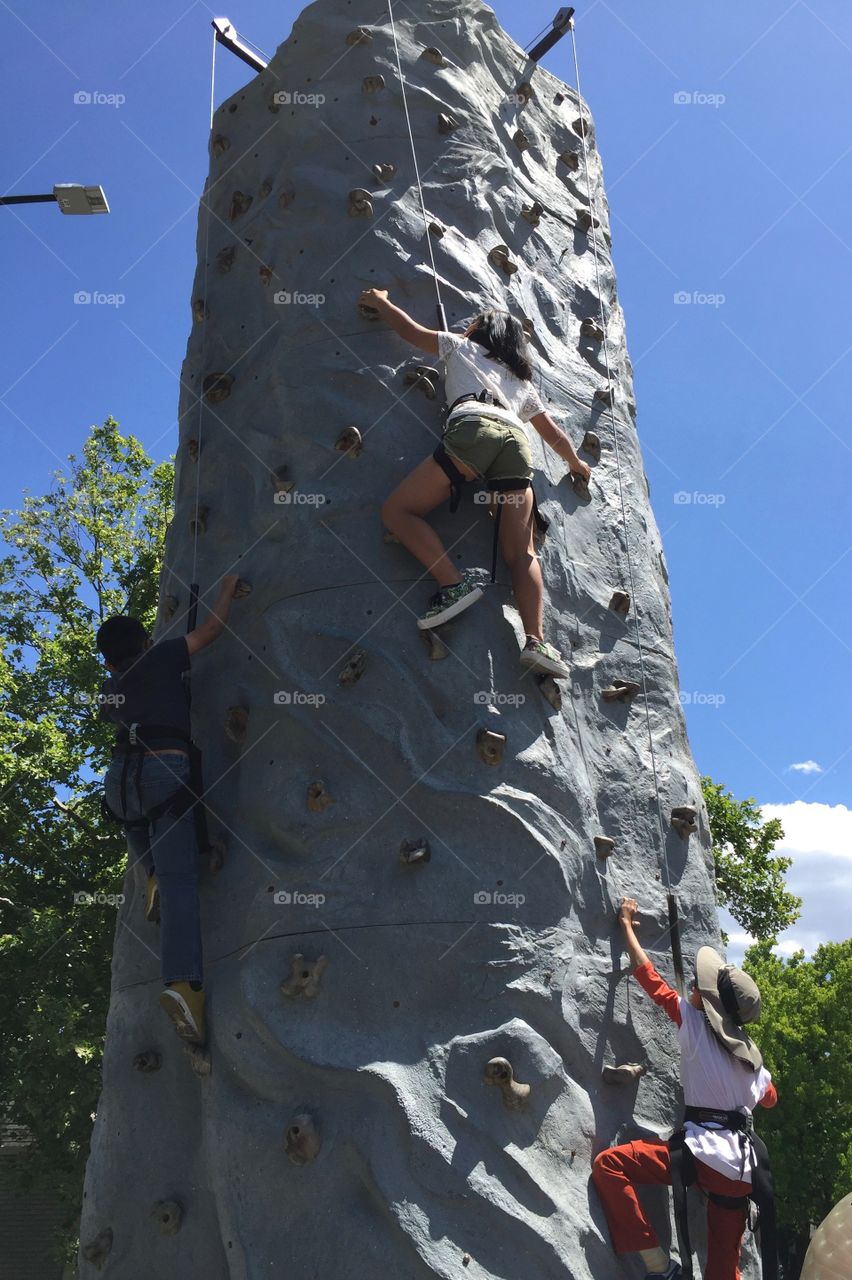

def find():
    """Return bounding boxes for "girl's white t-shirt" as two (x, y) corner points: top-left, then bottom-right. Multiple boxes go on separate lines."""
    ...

(437, 331), (546, 435)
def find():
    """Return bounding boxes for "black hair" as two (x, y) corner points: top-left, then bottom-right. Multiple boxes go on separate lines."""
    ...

(468, 310), (534, 382)
(96, 616), (147, 668)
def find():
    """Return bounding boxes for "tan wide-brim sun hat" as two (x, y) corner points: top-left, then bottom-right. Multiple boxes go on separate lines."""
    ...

(695, 946), (764, 1072)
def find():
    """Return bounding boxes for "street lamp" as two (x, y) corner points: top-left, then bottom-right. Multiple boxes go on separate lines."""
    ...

(0, 184), (109, 214)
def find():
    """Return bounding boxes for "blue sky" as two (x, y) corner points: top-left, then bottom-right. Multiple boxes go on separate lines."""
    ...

(2, 0), (849, 958)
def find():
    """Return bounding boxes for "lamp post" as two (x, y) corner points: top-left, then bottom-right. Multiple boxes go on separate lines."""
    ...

(0, 184), (109, 214)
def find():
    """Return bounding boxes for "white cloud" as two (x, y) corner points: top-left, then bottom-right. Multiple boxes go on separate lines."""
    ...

(722, 801), (852, 966)
(788, 760), (823, 775)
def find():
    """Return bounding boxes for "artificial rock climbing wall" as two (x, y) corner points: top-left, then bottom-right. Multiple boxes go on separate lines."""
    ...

(80, 2), (728, 1276)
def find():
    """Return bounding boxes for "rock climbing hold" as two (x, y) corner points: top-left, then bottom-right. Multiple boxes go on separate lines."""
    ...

(521, 201), (544, 228)
(483, 1057), (530, 1110)
(338, 649), (367, 687)
(225, 706), (249, 744)
(372, 162), (396, 184)
(404, 366), (440, 399)
(572, 115), (590, 137)
(216, 245), (236, 273)
(488, 244), (518, 277)
(357, 300), (381, 321)
(463, 1256), (471, 1267)
(258, 265), (273, 286)
(580, 430), (601, 462)
(203, 372), (234, 404)
(187, 437), (200, 461)
(307, 781), (334, 813)
(185, 1043), (212, 1077)
(477, 728), (507, 767)
(571, 472), (591, 502)
(594, 386), (614, 406)
(151, 1200), (183, 1236)
(537, 675), (562, 711)
(521, 315), (536, 339)
(609, 590), (631, 616)
(602, 1062), (646, 1086)
(671, 805), (698, 838)
(577, 209), (602, 234)
(602, 681), (641, 704)
(383, 528), (401, 545)
(399, 837), (431, 866)
(580, 316), (604, 343)
(208, 836), (226, 873)
(346, 26), (372, 45)
(348, 188), (374, 218)
(162, 594), (178, 620)
(594, 836), (616, 858)
(362, 74), (385, 95)
(558, 149), (581, 171)
(212, 134), (230, 158)
(421, 46), (447, 66)
(234, 578), (252, 599)
(420, 628), (448, 661)
(82, 1228), (113, 1270)
(513, 128), (531, 153)
(428, 220), (446, 239)
(278, 185), (296, 210)
(133, 1050), (162, 1073)
(189, 506), (208, 536)
(229, 190), (253, 221)
(335, 426), (363, 457)
(259, 178), (272, 200)
(438, 112), (459, 134)
(281, 953), (328, 999)
(192, 298), (207, 323)
(515, 82), (534, 105)
(271, 464), (294, 495)
(285, 1113), (321, 1165)
(554, 92), (566, 105)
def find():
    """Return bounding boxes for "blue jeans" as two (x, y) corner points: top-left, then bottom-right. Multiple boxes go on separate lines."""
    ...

(105, 752), (203, 986)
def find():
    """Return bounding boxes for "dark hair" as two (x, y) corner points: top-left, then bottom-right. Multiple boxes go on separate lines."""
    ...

(96, 616), (147, 667)
(468, 310), (534, 382)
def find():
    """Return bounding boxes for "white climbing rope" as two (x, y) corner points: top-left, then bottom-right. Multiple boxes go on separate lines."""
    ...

(189, 25), (219, 611)
(567, 22), (683, 984)
(386, 0), (447, 326)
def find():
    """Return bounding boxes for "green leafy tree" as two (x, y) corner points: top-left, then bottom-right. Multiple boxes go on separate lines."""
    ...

(702, 777), (801, 943)
(745, 940), (852, 1276)
(0, 418), (172, 1245)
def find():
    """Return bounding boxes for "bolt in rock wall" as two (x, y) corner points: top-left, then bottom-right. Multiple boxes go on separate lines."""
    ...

(80, 2), (731, 1276)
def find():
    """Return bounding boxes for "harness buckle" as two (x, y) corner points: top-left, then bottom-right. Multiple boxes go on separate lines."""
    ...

(128, 722), (140, 746)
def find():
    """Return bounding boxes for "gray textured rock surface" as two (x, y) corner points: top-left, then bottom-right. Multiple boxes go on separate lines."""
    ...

(80, 2), (733, 1276)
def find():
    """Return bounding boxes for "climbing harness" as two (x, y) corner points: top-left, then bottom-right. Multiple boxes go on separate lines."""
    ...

(568, 18), (686, 992)
(669, 1107), (778, 1280)
(101, 724), (209, 856)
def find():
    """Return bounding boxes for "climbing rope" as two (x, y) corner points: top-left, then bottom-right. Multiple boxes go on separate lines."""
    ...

(567, 20), (686, 991)
(386, 0), (448, 332)
(187, 24), (219, 631)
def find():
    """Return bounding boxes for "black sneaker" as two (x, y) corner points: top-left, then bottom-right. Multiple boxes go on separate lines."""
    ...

(417, 570), (484, 630)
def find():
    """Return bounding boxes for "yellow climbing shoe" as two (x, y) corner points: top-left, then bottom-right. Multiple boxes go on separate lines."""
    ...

(144, 872), (160, 924)
(159, 983), (205, 1046)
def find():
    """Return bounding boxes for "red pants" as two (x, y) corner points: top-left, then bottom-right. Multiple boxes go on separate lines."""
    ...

(592, 1140), (750, 1280)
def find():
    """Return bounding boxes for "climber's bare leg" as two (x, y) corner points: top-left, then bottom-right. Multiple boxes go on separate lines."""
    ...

(383, 457), (476, 588)
(494, 490), (544, 640)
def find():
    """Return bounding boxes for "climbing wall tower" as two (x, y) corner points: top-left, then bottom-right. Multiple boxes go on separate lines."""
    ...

(80, 2), (725, 1276)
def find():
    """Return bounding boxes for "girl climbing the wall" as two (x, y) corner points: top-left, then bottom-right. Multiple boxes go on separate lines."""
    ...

(359, 288), (590, 680)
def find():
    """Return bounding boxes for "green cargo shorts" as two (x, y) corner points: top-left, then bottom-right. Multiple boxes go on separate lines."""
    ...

(442, 413), (533, 484)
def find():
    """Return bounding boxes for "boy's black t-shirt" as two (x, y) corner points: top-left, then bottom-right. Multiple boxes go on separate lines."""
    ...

(100, 638), (191, 750)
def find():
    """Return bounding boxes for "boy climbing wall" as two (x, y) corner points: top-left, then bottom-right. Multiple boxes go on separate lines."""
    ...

(593, 897), (778, 1280)
(96, 575), (240, 1046)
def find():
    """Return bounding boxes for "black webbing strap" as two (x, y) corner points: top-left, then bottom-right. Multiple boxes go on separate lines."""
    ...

(487, 480), (550, 584)
(103, 724), (210, 853)
(433, 440), (468, 514)
(671, 1109), (778, 1280)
